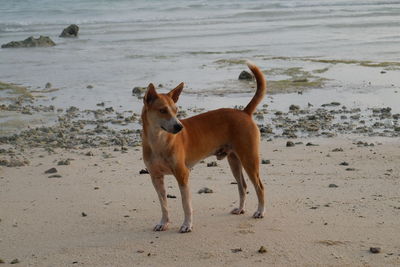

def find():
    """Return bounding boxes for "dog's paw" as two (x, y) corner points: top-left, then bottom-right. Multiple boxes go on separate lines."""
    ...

(252, 211), (264, 219)
(179, 224), (192, 233)
(154, 223), (169, 231)
(231, 208), (245, 215)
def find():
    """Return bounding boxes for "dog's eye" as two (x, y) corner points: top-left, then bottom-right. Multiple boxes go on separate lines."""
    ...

(159, 108), (168, 114)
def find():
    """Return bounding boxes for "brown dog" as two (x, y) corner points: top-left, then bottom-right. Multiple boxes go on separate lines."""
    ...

(141, 62), (266, 233)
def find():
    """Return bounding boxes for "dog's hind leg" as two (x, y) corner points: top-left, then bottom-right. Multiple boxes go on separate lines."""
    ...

(151, 175), (170, 231)
(227, 153), (247, 215)
(238, 151), (265, 218)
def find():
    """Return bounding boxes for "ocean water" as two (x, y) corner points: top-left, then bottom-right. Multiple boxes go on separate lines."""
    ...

(1, 0), (400, 115)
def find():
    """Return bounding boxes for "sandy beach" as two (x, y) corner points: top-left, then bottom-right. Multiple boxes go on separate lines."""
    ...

(1, 136), (399, 266)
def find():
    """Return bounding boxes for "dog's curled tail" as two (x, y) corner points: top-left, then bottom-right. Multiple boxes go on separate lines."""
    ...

(243, 61), (267, 115)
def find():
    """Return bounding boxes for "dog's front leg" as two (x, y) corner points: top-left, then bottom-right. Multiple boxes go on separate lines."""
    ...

(175, 167), (193, 233)
(151, 175), (170, 231)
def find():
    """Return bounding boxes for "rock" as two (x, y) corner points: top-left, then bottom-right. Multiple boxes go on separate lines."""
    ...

(198, 187), (213, 194)
(332, 148), (343, 152)
(10, 259), (20, 264)
(45, 167), (58, 174)
(286, 141), (295, 147)
(346, 168), (356, 171)
(139, 169), (149, 174)
(231, 248), (243, 253)
(289, 104), (300, 111)
(258, 246), (267, 253)
(167, 194), (176, 199)
(81, 212), (87, 217)
(87, 85), (93, 89)
(306, 142), (319, 146)
(370, 247), (381, 254)
(339, 162), (349, 166)
(261, 159), (271, 164)
(57, 159), (71, 165)
(45, 82), (52, 89)
(238, 70), (253, 80)
(0, 258), (4, 263)
(85, 151), (94, 156)
(2, 36), (56, 48)
(0, 158), (29, 167)
(329, 184), (339, 188)
(48, 174), (62, 178)
(59, 24), (79, 37)
(132, 87), (147, 96)
(321, 102), (341, 107)
(207, 161), (217, 167)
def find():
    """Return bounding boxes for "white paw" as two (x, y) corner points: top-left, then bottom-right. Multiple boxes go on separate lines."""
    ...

(252, 211), (264, 219)
(179, 224), (192, 233)
(231, 208), (245, 215)
(154, 222), (169, 231)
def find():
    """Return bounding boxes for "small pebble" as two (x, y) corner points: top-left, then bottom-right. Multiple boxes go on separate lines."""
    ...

(45, 167), (57, 174)
(258, 246), (267, 253)
(329, 184), (339, 188)
(167, 194), (177, 199)
(139, 169), (149, 174)
(370, 247), (381, 254)
(48, 174), (62, 178)
(339, 162), (349, 166)
(231, 248), (243, 253)
(10, 259), (19, 264)
(81, 212), (87, 217)
(198, 187), (213, 194)
(261, 159), (271, 164)
(207, 161), (217, 167)
(286, 141), (295, 147)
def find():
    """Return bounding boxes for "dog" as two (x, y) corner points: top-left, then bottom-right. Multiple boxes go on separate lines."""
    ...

(141, 62), (266, 233)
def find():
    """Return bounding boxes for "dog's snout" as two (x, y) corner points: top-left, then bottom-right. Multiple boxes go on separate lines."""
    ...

(173, 123), (183, 133)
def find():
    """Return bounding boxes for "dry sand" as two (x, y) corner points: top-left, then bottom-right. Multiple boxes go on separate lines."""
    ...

(1, 136), (400, 266)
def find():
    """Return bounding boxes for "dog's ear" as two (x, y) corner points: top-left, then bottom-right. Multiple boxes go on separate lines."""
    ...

(167, 82), (184, 103)
(144, 83), (158, 104)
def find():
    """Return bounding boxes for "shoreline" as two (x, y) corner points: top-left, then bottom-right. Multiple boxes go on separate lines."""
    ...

(1, 136), (399, 266)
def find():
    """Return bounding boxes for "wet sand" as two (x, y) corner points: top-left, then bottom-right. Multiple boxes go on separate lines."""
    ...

(1, 137), (399, 266)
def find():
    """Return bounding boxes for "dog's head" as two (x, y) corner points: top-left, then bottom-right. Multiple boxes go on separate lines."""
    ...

(143, 83), (184, 134)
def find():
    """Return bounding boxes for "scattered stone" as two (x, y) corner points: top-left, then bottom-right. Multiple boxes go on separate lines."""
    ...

(45, 167), (58, 174)
(332, 148), (343, 152)
(207, 161), (217, 167)
(94, 187), (99, 190)
(238, 70), (253, 80)
(258, 246), (267, 253)
(329, 184), (339, 188)
(0, 158), (29, 167)
(345, 168), (356, 171)
(286, 141), (295, 147)
(87, 85), (93, 89)
(139, 169), (149, 174)
(0, 258), (4, 264)
(59, 24), (79, 37)
(137, 250), (145, 253)
(132, 87), (147, 96)
(57, 159), (71, 165)
(167, 194), (176, 199)
(2, 36), (56, 48)
(306, 142), (319, 146)
(289, 105), (300, 111)
(321, 102), (341, 107)
(81, 212), (87, 217)
(339, 162), (349, 166)
(261, 159), (271, 164)
(45, 82), (52, 89)
(85, 151), (94, 156)
(48, 174), (62, 178)
(370, 247), (381, 254)
(10, 259), (19, 264)
(231, 248), (243, 253)
(198, 187), (213, 194)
